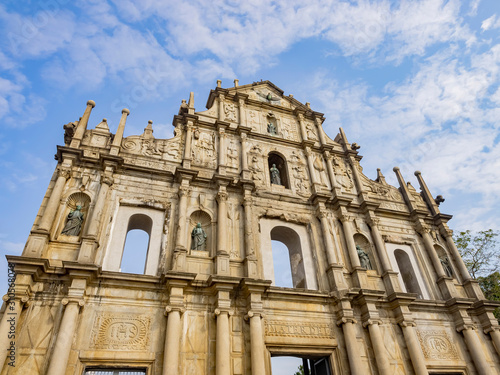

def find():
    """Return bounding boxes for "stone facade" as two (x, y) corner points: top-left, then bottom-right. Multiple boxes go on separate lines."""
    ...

(1, 80), (500, 375)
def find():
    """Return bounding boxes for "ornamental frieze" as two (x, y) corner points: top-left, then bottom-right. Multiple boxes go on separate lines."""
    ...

(264, 320), (335, 339)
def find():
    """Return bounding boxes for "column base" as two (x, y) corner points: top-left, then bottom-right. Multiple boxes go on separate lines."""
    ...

(23, 231), (49, 257)
(216, 251), (230, 276)
(173, 248), (187, 271)
(77, 237), (97, 263)
(437, 277), (458, 300)
(245, 257), (258, 278)
(382, 271), (403, 295)
(351, 268), (369, 289)
(464, 279), (485, 300)
(326, 264), (348, 291)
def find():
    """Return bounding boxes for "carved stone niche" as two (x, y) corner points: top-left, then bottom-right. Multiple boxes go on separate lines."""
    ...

(189, 210), (212, 256)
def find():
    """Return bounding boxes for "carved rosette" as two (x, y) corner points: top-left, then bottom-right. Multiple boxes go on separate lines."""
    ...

(90, 312), (151, 350)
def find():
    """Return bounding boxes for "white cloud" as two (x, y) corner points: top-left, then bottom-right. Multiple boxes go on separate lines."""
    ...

(481, 14), (500, 31)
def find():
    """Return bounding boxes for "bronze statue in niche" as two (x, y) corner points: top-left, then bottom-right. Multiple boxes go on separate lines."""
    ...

(61, 205), (84, 236)
(356, 245), (373, 270)
(191, 222), (207, 250)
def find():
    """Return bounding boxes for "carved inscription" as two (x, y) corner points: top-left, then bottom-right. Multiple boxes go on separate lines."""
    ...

(90, 312), (151, 350)
(417, 330), (459, 360)
(264, 320), (334, 339)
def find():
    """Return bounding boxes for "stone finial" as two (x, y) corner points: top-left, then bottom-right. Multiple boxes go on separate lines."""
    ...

(306, 102), (311, 108)
(87, 100), (96, 108)
(217, 79), (222, 88)
(122, 108), (130, 115)
(234, 79), (239, 87)
(376, 168), (386, 184)
(188, 92), (194, 108)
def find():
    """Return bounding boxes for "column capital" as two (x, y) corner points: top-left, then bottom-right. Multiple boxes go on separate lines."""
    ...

(165, 305), (186, 315)
(61, 298), (85, 308)
(366, 214), (380, 227)
(339, 213), (355, 223)
(217, 190), (228, 202)
(362, 319), (383, 328)
(398, 320), (417, 328)
(414, 221), (431, 235)
(244, 310), (264, 320)
(323, 150), (332, 160)
(337, 317), (357, 326)
(214, 308), (234, 317)
(102, 174), (114, 186)
(178, 186), (192, 198)
(442, 228), (454, 238)
(58, 166), (72, 180)
(456, 323), (476, 333)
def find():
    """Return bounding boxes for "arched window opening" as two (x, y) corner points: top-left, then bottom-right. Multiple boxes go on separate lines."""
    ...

(395, 249), (423, 298)
(268, 152), (289, 189)
(120, 214), (152, 274)
(271, 226), (306, 288)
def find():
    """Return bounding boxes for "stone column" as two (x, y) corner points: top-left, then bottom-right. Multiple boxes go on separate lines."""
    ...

(110, 108), (130, 156)
(367, 217), (391, 273)
(248, 312), (266, 375)
(243, 190), (258, 277)
(315, 117), (327, 146)
(218, 127), (227, 175)
(162, 307), (183, 375)
(46, 299), (84, 375)
(216, 187), (230, 275)
(339, 214), (361, 268)
(399, 322), (427, 375)
(85, 173), (113, 238)
(38, 167), (71, 233)
(419, 227), (446, 278)
(486, 327), (500, 358)
(173, 185), (190, 270)
(460, 326), (493, 375)
(183, 122), (194, 168)
(318, 211), (338, 265)
(215, 309), (231, 375)
(338, 318), (363, 375)
(442, 229), (471, 281)
(347, 157), (365, 193)
(70, 100), (95, 148)
(364, 320), (391, 375)
(323, 151), (340, 193)
(296, 112), (308, 142)
(240, 132), (249, 172)
(304, 147), (319, 186)
(0, 296), (25, 369)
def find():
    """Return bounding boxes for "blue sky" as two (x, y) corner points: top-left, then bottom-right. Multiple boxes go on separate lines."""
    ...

(1, 1), (500, 369)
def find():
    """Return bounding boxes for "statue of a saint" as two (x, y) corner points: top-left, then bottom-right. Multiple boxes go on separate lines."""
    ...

(267, 122), (277, 135)
(356, 245), (372, 270)
(270, 164), (281, 185)
(191, 222), (207, 250)
(440, 256), (453, 277)
(61, 205), (84, 236)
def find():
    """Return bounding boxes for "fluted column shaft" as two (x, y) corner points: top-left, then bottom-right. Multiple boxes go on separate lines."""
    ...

(249, 314), (266, 375)
(0, 298), (22, 369)
(218, 129), (226, 168)
(243, 194), (254, 257)
(341, 320), (363, 375)
(366, 322), (391, 375)
(216, 311), (230, 375)
(462, 327), (493, 375)
(38, 169), (69, 232)
(46, 301), (81, 375)
(400, 323), (427, 375)
(183, 124), (193, 167)
(163, 309), (182, 375)
(240, 133), (248, 171)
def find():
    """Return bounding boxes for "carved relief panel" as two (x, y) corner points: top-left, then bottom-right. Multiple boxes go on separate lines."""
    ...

(90, 312), (151, 350)
(417, 329), (459, 360)
(332, 156), (355, 193)
(192, 128), (217, 168)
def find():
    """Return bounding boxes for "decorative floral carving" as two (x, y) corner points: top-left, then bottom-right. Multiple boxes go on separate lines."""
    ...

(224, 102), (237, 122)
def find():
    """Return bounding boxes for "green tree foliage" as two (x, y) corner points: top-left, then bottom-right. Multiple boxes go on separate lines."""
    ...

(454, 229), (499, 279)
(293, 365), (305, 375)
(455, 230), (500, 320)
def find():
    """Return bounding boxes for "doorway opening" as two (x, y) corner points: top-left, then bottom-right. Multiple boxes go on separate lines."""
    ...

(271, 355), (332, 375)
